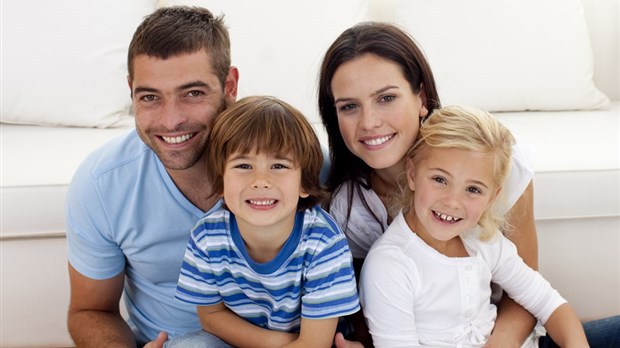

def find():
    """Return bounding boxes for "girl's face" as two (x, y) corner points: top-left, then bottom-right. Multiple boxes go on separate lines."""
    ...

(330, 53), (427, 172)
(405, 147), (500, 245)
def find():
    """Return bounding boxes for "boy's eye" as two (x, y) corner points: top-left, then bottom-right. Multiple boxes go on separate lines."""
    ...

(272, 163), (289, 170)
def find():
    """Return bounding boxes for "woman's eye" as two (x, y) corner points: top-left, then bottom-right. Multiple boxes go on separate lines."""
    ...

(338, 103), (357, 112)
(379, 95), (395, 103)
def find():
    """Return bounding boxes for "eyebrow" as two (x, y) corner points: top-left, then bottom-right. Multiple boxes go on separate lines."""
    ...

(133, 81), (212, 95)
(333, 85), (400, 104)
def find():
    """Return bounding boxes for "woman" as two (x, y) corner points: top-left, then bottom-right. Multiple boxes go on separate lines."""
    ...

(318, 22), (618, 348)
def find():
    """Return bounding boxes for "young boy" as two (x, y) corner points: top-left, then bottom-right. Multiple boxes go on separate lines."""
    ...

(170, 96), (360, 348)
(359, 105), (589, 347)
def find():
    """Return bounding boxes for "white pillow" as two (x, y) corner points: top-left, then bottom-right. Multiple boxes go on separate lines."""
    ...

(1, 1), (157, 128)
(160, 0), (369, 124)
(393, 0), (610, 112)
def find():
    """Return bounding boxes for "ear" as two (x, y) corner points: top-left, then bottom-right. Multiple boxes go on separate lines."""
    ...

(489, 186), (502, 205)
(299, 188), (310, 199)
(406, 158), (416, 192)
(127, 75), (133, 98)
(418, 83), (429, 119)
(224, 66), (239, 106)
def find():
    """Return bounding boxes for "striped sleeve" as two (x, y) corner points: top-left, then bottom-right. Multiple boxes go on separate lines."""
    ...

(300, 208), (360, 319)
(174, 212), (229, 306)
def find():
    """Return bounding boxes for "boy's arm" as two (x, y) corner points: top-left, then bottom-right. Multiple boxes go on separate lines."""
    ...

(544, 304), (589, 348)
(197, 303), (297, 348)
(284, 317), (339, 348)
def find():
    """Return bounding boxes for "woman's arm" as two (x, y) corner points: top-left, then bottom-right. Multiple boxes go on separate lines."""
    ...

(198, 303), (297, 348)
(485, 182), (538, 348)
(544, 304), (589, 347)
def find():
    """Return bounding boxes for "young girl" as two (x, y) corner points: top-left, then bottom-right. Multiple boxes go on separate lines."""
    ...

(169, 96), (359, 348)
(319, 22), (539, 346)
(359, 105), (589, 348)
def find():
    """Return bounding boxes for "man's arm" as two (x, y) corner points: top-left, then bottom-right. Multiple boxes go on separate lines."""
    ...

(67, 263), (135, 348)
(485, 182), (538, 348)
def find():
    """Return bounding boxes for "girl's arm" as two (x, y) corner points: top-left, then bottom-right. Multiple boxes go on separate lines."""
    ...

(544, 304), (589, 348)
(198, 303), (297, 348)
(485, 182), (538, 348)
(284, 317), (339, 348)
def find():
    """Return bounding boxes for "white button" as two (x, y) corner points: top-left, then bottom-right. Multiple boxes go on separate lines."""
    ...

(465, 311), (473, 318)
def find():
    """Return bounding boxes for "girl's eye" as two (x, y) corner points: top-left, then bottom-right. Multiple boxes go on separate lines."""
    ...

(234, 163), (251, 169)
(467, 186), (482, 194)
(432, 176), (447, 185)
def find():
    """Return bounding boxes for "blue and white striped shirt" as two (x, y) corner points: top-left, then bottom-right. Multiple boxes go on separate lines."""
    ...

(175, 204), (360, 333)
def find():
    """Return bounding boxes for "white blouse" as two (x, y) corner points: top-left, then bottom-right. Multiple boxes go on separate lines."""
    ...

(359, 213), (564, 348)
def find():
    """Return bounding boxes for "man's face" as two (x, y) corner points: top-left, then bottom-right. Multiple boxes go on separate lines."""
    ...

(129, 49), (237, 170)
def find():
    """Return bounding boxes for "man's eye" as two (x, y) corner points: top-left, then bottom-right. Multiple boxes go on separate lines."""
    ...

(140, 95), (158, 102)
(187, 90), (204, 97)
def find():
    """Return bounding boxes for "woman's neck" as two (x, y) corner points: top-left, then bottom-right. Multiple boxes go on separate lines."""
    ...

(370, 161), (406, 204)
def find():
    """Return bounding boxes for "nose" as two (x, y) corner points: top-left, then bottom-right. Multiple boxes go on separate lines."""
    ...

(359, 106), (382, 130)
(251, 170), (272, 189)
(440, 188), (461, 208)
(160, 99), (187, 130)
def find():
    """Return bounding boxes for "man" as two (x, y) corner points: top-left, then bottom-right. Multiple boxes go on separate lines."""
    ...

(66, 6), (238, 347)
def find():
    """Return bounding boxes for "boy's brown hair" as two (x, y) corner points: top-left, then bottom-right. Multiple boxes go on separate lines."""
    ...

(207, 96), (327, 210)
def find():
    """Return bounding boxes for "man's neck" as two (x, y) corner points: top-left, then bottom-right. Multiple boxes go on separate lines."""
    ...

(166, 165), (216, 212)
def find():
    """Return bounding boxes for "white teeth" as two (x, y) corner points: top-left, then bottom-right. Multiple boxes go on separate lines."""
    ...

(363, 135), (393, 146)
(434, 211), (461, 223)
(162, 133), (193, 144)
(249, 200), (275, 206)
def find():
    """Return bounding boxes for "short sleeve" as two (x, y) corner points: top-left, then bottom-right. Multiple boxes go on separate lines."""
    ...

(66, 161), (125, 279)
(496, 140), (537, 215)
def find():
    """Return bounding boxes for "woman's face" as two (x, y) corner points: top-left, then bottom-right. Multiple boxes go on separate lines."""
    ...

(331, 53), (427, 172)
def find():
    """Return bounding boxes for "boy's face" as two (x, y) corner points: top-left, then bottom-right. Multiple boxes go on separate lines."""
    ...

(405, 147), (500, 245)
(222, 151), (309, 234)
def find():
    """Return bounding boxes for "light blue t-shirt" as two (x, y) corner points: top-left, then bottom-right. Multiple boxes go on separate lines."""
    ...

(66, 129), (205, 342)
(175, 205), (360, 332)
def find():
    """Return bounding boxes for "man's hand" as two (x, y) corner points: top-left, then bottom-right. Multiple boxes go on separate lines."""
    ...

(143, 332), (168, 348)
(333, 332), (364, 348)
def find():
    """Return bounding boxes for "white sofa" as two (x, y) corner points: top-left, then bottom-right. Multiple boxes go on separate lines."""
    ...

(1, 0), (618, 346)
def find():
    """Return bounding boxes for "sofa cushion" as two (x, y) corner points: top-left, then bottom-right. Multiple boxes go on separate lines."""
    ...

(393, 0), (610, 112)
(1, 1), (157, 128)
